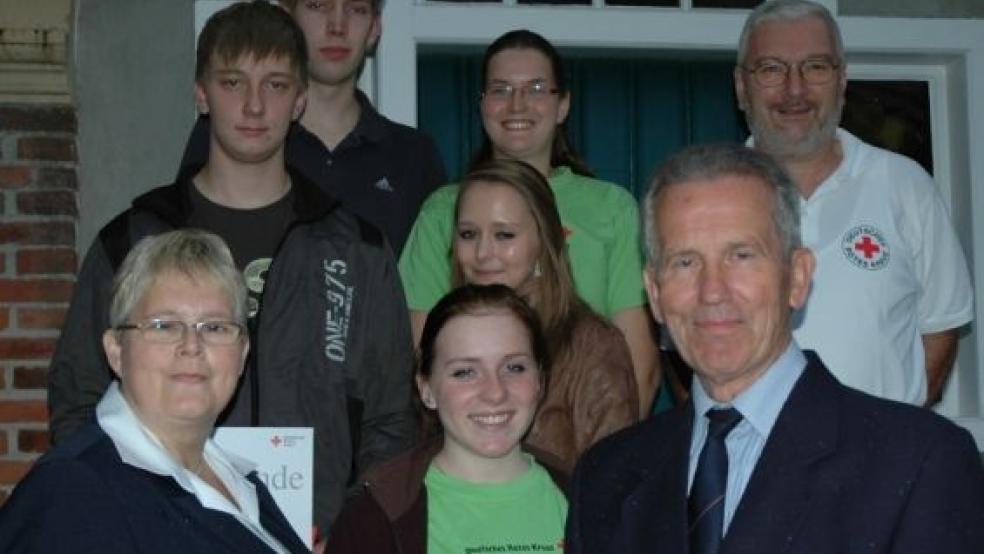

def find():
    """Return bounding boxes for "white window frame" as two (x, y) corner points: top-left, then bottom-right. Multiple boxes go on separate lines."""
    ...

(845, 60), (975, 420)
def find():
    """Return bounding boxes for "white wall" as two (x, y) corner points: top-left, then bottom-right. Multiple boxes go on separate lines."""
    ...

(74, 0), (195, 253)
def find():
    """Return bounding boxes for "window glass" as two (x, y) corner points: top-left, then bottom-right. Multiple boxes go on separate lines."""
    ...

(691, 0), (762, 8)
(519, 0), (592, 4)
(604, 1), (677, 6)
(428, 0), (764, 6)
(842, 80), (933, 174)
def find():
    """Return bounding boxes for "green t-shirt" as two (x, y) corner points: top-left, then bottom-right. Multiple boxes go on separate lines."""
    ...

(424, 458), (568, 554)
(398, 166), (646, 317)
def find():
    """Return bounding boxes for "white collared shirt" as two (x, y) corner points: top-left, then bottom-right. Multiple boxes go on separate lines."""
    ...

(96, 382), (290, 553)
(747, 129), (973, 404)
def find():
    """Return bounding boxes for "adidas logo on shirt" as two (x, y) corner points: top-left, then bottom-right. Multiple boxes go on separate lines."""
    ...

(373, 177), (394, 192)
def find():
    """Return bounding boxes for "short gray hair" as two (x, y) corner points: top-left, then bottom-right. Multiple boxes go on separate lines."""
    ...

(737, 0), (844, 66)
(643, 143), (802, 268)
(109, 230), (247, 328)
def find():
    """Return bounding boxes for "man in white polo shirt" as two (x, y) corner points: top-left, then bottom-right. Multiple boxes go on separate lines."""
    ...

(733, 0), (973, 406)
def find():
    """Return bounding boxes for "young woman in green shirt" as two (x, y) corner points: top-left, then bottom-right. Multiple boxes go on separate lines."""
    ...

(400, 30), (660, 416)
(327, 285), (568, 554)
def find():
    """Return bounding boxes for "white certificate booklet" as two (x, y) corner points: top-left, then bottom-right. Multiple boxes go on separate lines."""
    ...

(213, 427), (314, 549)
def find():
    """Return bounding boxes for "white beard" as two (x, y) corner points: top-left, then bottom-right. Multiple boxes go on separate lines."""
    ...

(747, 97), (844, 160)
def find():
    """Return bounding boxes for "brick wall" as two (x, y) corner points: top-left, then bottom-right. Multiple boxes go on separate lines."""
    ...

(0, 104), (78, 504)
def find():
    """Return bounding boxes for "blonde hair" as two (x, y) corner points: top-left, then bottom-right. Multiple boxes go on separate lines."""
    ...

(109, 230), (247, 328)
(453, 159), (588, 357)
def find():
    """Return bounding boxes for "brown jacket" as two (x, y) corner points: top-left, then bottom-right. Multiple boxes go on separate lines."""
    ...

(325, 438), (569, 554)
(524, 312), (640, 471)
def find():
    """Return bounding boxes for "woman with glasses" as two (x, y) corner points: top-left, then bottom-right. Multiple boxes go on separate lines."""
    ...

(400, 29), (660, 417)
(327, 284), (568, 554)
(0, 230), (307, 553)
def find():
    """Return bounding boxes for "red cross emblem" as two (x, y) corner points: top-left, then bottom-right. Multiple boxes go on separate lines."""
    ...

(270, 435), (283, 447)
(854, 235), (881, 259)
(841, 225), (889, 270)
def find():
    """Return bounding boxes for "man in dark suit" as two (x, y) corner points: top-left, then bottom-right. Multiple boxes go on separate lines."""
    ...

(564, 143), (984, 554)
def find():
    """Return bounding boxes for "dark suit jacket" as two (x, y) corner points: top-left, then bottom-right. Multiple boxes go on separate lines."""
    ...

(0, 422), (308, 553)
(565, 352), (984, 553)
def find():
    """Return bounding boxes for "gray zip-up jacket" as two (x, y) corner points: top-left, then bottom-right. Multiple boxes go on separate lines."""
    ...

(47, 169), (416, 532)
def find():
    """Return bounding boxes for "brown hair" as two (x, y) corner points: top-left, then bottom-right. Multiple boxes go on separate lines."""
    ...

(469, 30), (594, 178)
(453, 159), (588, 359)
(109, 230), (247, 329)
(196, 0), (308, 84)
(417, 283), (549, 438)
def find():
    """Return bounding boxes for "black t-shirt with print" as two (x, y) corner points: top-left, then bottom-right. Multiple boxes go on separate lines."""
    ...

(187, 183), (295, 320)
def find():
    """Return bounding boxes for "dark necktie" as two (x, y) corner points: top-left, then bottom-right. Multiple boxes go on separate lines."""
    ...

(688, 407), (743, 554)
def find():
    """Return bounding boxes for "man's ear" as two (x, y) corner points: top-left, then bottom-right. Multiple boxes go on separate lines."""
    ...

(787, 247), (816, 310)
(194, 81), (209, 115)
(643, 267), (664, 324)
(103, 330), (124, 380)
(733, 65), (748, 112)
(837, 61), (848, 102)
(367, 14), (383, 54)
(292, 88), (308, 121)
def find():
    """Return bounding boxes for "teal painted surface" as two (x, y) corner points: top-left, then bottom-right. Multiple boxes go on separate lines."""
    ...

(417, 54), (486, 182)
(417, 52), (746, 201)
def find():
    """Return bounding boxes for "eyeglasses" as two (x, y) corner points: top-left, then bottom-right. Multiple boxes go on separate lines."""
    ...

(482, 81), (560, 102)
(742, 57), (841, 87)
(116, 319), (245, 346)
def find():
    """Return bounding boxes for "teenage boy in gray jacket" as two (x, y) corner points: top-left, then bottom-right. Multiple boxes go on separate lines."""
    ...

(47, 1), (415, 534)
